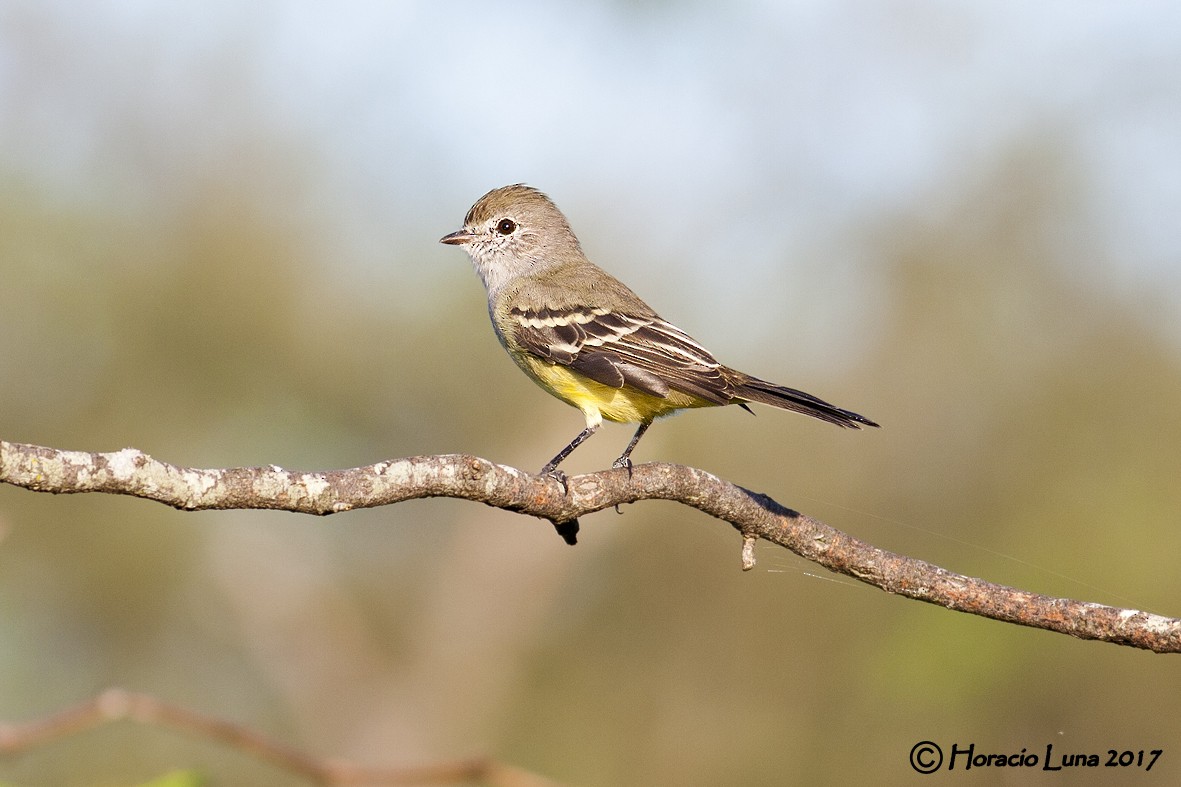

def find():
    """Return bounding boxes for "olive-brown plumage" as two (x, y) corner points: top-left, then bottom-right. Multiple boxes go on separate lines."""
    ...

(440, 184), (878, 478)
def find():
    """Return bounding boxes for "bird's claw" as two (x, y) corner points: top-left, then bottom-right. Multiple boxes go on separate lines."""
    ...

(541, 467), (569, 494)
(538, 469), (577, 543)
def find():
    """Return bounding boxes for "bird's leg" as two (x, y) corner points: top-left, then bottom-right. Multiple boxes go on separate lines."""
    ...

(540, 424), (600, 489)
(612, 421), (652, 475)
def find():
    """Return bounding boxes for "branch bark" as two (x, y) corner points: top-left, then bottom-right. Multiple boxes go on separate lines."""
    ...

(0, 688), (557, 786)
(2, 439), (1177, 653)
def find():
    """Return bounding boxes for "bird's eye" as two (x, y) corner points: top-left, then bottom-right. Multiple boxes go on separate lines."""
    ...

(496, 218), (517, 235)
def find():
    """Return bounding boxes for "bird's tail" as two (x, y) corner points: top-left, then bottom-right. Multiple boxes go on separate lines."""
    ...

(732, 374), (879, 429)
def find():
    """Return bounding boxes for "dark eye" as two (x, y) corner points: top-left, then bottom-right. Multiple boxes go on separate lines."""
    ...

(496, 218), (517, 235)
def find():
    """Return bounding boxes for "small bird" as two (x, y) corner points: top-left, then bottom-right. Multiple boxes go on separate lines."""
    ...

(440, 184), (877, 481)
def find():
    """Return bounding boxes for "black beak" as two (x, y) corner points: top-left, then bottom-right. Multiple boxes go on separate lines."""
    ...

(439, 229), (474, 245)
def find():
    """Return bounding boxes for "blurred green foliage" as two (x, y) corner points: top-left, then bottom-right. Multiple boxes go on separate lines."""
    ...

(2, 11), (1180, 787)
(4, 137), (1179, 785)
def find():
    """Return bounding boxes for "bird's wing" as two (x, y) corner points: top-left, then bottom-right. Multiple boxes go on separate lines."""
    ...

(508, 305), (733, 405)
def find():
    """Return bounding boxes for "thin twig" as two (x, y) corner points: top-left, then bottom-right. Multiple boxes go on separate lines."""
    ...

(0, 688), (558, 786)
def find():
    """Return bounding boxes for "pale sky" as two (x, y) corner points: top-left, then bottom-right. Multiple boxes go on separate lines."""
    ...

(2, 1), (1179, 338)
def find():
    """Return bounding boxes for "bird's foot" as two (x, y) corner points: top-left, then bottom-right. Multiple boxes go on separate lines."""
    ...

(540, 467), (569, 494)
(539, 466), (577, 543)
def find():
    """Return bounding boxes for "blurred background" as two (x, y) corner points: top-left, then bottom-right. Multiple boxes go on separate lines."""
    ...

(2, 1), (1180, 784)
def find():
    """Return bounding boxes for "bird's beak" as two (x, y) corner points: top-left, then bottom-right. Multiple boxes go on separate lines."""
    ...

(439, 229), (474, 246)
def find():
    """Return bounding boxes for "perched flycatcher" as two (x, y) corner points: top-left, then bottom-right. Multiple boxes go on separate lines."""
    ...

(440, 184), (878, 477)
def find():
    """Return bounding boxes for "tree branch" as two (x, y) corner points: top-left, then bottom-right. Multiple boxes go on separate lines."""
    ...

(0, 688), (558, 786)
(2, 439), (1178, 653)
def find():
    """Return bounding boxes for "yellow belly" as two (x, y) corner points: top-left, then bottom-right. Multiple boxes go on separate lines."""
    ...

(517, 354), (714, 426)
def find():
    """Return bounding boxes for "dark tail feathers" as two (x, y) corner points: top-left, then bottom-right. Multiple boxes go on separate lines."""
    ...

(733, 375), (879, 429)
